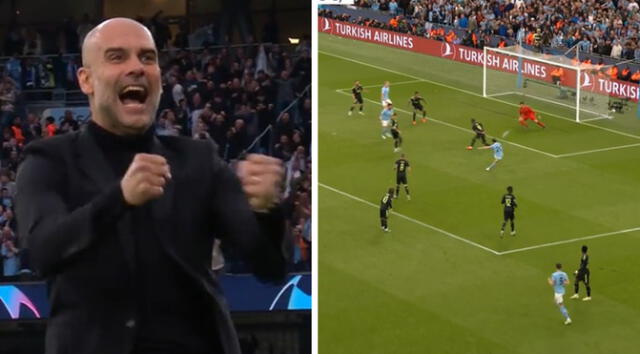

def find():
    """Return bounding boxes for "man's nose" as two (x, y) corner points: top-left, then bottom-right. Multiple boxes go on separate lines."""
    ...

(126, 58), (145, 77)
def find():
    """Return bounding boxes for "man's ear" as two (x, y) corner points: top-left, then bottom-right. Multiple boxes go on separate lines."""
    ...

(77, 67), (93, 96)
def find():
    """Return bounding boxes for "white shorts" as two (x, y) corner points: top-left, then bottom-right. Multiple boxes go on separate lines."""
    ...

(381, 120), (390, 127)
(494, 154), (503, 160)
(554, 293), (564, 305)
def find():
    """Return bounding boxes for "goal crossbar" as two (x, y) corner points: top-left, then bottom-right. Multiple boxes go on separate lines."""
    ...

(482, 45), (613, 122)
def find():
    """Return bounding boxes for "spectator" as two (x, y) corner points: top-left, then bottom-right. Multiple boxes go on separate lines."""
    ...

(0, 174), (16, 197)
(1, 235), (20, 278)
(44, 116), (57, 137)
(2, 208), (15, 230)
(611, 40), (623, 58)
(0, 188), (12, 209)
(170, 75), (186, 107)
(389, 0), (399, 15)
(60, 110), (80, 131)
(1, 20), (314, 278)
(273, 70), (299, 122)
(156, 109), (180, 136)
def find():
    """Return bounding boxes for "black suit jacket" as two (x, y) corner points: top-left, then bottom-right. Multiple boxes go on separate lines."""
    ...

(16, 127), (287, 354)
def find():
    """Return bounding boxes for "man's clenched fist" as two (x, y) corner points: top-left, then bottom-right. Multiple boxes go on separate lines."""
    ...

(236, 154), (284, 212)
(121, 153), (171, 206)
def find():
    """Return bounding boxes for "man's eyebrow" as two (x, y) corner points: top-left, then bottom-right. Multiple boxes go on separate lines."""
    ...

(104, 47), (126, 56)
(103, 48), (157, 56)
(139, 48), (157, 56)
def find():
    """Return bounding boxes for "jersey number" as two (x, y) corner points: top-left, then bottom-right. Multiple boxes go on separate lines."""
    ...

(505, 199), (512, 207)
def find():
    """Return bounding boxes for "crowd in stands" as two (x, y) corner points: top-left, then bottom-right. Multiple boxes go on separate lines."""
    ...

(0, 18), (312, 280)
(327, 0), (640, 59)
(321, 0), (640, 82)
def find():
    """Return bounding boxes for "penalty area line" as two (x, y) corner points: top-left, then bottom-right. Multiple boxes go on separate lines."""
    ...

(320, 49), (640, 141)
(333, 89), (559, 158)
(499, 227), (640, 255)
(320, 183), (501, 255)
(321, 183), (640, 256)
(555, 142), (640, 158)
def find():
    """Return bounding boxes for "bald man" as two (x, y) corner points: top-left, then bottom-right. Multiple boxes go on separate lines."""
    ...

(17, 18), (287, 354)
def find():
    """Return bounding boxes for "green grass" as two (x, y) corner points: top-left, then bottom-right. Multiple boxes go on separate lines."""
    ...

(319, 33), (640, 354)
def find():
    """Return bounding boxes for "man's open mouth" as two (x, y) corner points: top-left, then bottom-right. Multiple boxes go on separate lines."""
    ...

(119, 85), (148, 105)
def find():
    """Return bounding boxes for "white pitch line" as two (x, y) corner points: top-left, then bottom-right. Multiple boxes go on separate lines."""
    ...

(320, 183), (501, 255)
(322, 183), (640, 256)
(335, 79), (423, 92)
(333, 90), (559, 158)
(320, 50), (640, 141)
(499, 227), (640, 255)
(555, 142), (640, 158)
(580, 116), (613, 123)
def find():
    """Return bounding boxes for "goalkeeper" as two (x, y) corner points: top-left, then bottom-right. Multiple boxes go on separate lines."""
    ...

(519, 102), (546, 128)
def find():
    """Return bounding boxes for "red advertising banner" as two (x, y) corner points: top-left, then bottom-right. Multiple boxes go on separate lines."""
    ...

(319, 17), (640, 101)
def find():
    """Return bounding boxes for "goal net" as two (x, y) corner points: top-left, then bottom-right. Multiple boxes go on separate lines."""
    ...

(483, 45), (616, 122)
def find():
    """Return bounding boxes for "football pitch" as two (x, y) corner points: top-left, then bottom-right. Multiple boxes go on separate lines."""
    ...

(318, 33), (640, 354)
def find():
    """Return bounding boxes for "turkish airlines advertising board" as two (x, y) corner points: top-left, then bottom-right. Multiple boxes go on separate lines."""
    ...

(319, 17), (640, 101)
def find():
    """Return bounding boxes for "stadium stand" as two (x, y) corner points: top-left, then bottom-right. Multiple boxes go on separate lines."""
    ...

(321, 0), (640, 80)
(0, 17), (312, 281)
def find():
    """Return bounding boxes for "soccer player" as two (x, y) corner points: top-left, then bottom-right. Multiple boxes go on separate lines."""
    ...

(478, 138), (503, 171)
(408, 91), (427, 125)
(570, 245), (592, 301)
(519, 102), (546, 128)
(381, 81), (391, 107)
(390, 117), (402, 152)
(467, 118), (489, 150)
(380, 103), (395, 139)
(394, 154), (411, 200)
(348, 80), (365, 116)
(380, 187), (394, 232)
(548, 263), (572, 325)
(500, 186), (517, 236)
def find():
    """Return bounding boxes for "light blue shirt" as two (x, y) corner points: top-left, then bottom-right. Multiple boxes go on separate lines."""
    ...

(490, 142), (503, 158)
(381, 86), (390, 101)
(551, 271), (568, 294)
(389, 1), (398, 14)
(1, 243), (20, 276)
(380, 108), (393, 122)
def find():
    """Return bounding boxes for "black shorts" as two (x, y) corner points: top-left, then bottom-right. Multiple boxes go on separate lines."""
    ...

(396, 174), (407, 185)
(503, 209), (515, 221)
(354, 95), (363, 104)
(391, 130), (400, 139)
(576, 269), (590, 284)
(380, 208), (389, 218)
(413, 104), (424, 111)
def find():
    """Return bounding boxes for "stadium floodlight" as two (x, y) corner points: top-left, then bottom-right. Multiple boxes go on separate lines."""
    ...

(483, 45), (615, 122)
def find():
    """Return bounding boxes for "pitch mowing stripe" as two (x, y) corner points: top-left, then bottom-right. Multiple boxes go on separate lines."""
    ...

(499, 227), (640, 255)
(320, 183), (501, 255)
(333, 89), (559, 158)
(320, 49), (640, 141)
(321, 183), (640, 256)
(334, 79), (423, 91)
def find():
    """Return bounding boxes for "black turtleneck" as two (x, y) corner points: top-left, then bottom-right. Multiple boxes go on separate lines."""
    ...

(87, 120), (154, 176)
(87, 120), (218, 354)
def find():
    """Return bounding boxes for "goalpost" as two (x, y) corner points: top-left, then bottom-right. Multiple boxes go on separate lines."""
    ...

(483, 45), (614, 122)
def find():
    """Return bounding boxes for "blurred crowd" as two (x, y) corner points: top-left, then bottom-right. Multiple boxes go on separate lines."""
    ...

(0, 19), (312, 280)
(328, 0), (640, 60)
